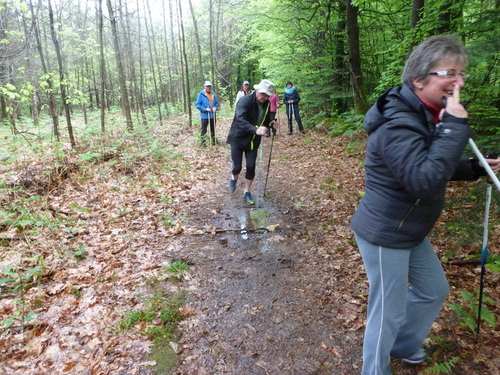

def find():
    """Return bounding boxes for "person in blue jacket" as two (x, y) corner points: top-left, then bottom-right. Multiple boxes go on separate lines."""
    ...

(350, 35), (500, 375)
(283, 81), (304, 134)
(195, 81), (219, 146)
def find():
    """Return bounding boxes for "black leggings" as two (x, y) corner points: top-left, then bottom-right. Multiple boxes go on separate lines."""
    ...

(231, 145), (258, 180)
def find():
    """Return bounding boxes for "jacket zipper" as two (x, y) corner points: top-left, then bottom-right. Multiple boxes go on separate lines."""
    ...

(396, 199), (420, 232)
(250, 103), (270, 150)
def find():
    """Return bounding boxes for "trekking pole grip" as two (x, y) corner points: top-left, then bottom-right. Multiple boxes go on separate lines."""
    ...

(468, 138), (500, 191)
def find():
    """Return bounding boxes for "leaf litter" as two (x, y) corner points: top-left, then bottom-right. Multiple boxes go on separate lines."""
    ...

(0, 113), (498, 374)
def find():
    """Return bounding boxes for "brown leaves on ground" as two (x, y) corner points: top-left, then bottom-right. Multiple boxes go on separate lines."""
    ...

(0, 114), (498, 374)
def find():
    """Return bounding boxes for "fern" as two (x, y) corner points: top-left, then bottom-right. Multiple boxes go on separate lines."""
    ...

(423, 357), (460, 374)
(448, 291), (496, 334)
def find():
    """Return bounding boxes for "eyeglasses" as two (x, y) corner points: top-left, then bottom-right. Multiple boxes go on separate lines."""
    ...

(428, 70), (471, 80)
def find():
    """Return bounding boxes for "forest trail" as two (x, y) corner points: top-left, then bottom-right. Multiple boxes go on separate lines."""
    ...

(1, 112), (498, 375)
(168, 125), (367, 374)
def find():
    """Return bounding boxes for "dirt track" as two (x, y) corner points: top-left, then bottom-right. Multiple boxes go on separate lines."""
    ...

(167, 115), (500, 375)
(169, 124), (369, 374)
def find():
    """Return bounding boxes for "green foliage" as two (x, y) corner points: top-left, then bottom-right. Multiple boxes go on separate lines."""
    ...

(437, 182), (500, 260)
(0, 255), (48, 329)
(0, 194), (56, 234)
(423, 357), (461, 374)
(117, 292), (185, 337)
(448, 290), (496, 334)
(165, 261), (189, 281)
(485, 253), (500, 272)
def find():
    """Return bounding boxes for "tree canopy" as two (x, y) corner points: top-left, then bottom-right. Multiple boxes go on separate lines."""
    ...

(1, 0), (499, 142)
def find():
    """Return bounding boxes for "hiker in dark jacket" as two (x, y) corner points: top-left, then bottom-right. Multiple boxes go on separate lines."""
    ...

(283, 81), (304, 134)
(227, 79), (276, 205)
(350, 35), (500, 375)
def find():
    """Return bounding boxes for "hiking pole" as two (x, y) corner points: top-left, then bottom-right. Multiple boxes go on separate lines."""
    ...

(263, 128), (276, 196)
(288, 102), (293, 134)
(476, 150), (499, 335)
(468, 139), (500, 191)
(476, 182), (492, 335)
(213, 109), (217, 145)
(256, 133), (264, 206)
(277, 105), (281, 132)
(207, 111), (213, 147)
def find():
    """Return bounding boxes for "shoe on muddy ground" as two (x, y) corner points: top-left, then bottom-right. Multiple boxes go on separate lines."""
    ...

(244, 192), (255, 205)
(228, 178), (238, 192)
(401, 348), (427, 364)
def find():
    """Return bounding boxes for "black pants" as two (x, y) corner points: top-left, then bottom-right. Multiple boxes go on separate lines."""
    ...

(230, 145), (259, 180)
(286, 105), (303, 133)
(201, 118), (216, 143)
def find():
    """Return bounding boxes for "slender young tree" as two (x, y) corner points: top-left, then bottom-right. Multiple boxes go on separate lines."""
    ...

(29, 0), (60, 141)
(134, 0), (147, 124)
(48, 0), (76, 147)
(188, 0), (204, 84)
(98, 0), (106, 133)
(106, 0), (133, 130)
(209, 0), (215, 85)
(177, 0), (192, 126)
(144, 0), (163, 121)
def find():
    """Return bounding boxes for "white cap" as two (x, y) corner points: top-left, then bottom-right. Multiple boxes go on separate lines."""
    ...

(253, 79), (275, 96)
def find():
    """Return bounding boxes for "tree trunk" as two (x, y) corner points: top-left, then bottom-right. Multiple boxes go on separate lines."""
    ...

(411, 0), (425, 28)
(346, 1), (368, 115)
(435, 0), (463, 34)
(161, 0), (174, 112)
(134, 0), (147, 124)
(48, 0), (75, 148)
(209, 0), (216, 84)
(98, 0), (106, 133)
(188, 0), (204, 83)
(106, 0), (133, 130)
(177, 0), (192, 127)
(144, 0), (163, 121)
(29, 0), (60, 141)
(333, 0), (348, 114)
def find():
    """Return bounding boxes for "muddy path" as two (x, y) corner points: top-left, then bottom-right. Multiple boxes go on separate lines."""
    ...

(168, 126), (368, 374)
(166, 116), (500, 375)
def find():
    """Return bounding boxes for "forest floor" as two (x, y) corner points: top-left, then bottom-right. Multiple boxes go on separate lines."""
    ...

(0, 111), (499, 375)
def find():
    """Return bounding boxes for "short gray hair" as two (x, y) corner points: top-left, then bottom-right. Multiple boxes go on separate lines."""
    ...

(402, 35), (468, 89)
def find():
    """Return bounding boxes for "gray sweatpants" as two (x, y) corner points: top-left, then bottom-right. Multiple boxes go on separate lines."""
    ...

(354, 234), (450, 375)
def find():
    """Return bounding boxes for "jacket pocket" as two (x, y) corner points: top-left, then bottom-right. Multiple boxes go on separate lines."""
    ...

(396, 199), (420, 232)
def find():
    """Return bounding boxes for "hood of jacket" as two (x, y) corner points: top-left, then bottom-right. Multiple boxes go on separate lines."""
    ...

(364, 85), (432, 136)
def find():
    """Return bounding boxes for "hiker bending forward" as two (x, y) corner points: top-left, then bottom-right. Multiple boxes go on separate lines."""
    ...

(227, 79), (276, 205)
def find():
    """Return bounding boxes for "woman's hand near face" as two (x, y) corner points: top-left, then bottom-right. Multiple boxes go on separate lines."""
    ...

(445, 83), (468, 119)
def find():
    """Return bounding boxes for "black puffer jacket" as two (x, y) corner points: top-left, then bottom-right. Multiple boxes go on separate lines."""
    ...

(351, 84), (478, 248)
(227, 91), (273, 150)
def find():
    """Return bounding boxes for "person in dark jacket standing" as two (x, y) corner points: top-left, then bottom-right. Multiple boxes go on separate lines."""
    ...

(283, 81), (304, 134)
(350, 35), (500, 375)
(227, 79), (276, 205)
(195, 81), (219, 146)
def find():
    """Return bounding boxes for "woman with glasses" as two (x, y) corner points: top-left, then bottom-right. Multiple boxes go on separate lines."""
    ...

(351, 35), (500, 375)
